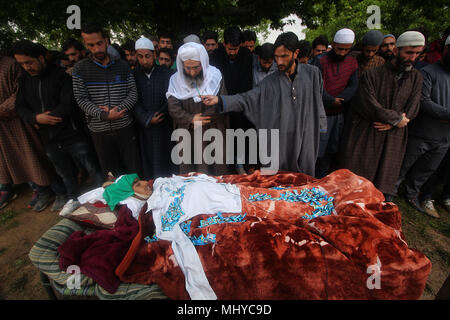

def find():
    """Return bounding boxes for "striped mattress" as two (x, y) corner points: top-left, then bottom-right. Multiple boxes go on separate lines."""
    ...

(28, 217), (167, 300)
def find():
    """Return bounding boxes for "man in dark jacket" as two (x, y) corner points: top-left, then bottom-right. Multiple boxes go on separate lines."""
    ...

(209, 26), (254, 173)
(133, 37), (175, 180)
(394, 36), (450, 217)
(13, 40), (103, 212)
(73, 22), (141, 178)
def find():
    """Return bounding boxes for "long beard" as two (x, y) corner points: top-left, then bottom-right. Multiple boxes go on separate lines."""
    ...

(184, 70), (204, 87)
(381, 51), (394, 61)
(331, 50), (347, 62)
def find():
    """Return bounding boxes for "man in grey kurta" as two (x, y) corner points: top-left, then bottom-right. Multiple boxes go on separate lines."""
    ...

(340, 31), (425, 201)
(202, 32), (327, 176)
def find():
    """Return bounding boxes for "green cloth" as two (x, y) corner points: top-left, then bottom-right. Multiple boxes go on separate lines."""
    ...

(103, 174), (139, 210)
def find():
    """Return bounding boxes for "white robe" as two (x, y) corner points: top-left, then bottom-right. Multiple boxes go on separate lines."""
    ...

(146, 174), (242, 300)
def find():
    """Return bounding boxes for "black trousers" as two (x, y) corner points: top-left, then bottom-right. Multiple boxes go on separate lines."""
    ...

(421, 148), (450, 201)
(45, 138), (104, 199)
(395, 135), (449, 199)
(90, 125), (142, 178)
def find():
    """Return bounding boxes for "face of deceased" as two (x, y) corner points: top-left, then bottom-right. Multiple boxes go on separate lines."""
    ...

(132, 180), (152, 198)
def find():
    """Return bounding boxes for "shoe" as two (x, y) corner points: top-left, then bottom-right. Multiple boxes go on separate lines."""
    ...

(422, 200), (440, 218)
(407, 197), (426, 213)
(0, 191), (18, 210)
(27, 190), (39, 209)
(51, 195), (68, 212)
(33, 192), (54, 212)
(59, 199), (81, 216)
(443, 198), (450, 213)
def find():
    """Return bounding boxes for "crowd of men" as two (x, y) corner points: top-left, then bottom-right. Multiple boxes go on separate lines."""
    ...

(0, 22), (449, 219)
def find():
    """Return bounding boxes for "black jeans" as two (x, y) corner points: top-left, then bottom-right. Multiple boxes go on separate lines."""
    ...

(420, 148), (450, 201)
(45, 138), (104, 199)
(395, 136), (449, 199)
(90, 125), (142, 178)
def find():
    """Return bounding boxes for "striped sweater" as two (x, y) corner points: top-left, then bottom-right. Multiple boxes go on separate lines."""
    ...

(72, 55), (137, 133)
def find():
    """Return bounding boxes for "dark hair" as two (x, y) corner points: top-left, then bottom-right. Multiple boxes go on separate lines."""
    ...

(159, 33), (172, 41)
(242, 30), (256, 42)
(81, 22), (108, 38)
(158, 47), (175, 61)
(62, 38), (84, 52)
(57, 51), (69, 61)
(202, 30), (219, 43)
(148, 35), (159, 42)
(298, 40), (312, 58)
(12, 40), (47, 58)
(111, 43), (126, 60)
(312, 35), (329, 49)
(223, 26), (242, 46)
(274, 32), (299, 52)
(257, 43), (274, 59)
(121, 39), (135, 52)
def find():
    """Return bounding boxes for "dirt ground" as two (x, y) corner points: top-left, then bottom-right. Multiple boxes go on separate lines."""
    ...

(0, 183), (448, 300)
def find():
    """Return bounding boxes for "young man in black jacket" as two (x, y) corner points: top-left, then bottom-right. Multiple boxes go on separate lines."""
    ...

(13, 40), (103, 212)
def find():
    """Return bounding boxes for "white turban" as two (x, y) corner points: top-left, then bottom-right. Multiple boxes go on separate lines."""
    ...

(179, 45), (201, 62)
(166, 42), (222, 103)
(396, 31), (425, 48)
(183, 34), (202, 44)
(333, 28), (355, 44)
(135, 37), (154, 51)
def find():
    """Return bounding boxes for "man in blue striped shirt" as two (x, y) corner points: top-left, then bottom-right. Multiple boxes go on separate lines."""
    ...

(72, 22), (141, 178)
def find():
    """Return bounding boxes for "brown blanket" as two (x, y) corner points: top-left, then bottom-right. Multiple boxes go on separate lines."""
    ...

(115, 169), (431, 299)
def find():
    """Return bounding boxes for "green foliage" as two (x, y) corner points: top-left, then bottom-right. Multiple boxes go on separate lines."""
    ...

(302, 0), (449, 44)
(0, 0), (447, 51)
(0, 0), (297, 50)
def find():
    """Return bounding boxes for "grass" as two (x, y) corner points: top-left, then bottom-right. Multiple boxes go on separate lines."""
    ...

(393, 195), (450, 269)
(0, 208), (27, 226)
(14, 258), (28, 270)
(9, 274), (28, 292)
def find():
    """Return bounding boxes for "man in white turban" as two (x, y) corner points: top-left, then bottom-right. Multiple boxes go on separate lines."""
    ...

(167, 42), (229, 176)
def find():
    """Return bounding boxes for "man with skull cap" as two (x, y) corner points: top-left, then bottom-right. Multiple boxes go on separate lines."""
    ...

(167, 42), (230, 175)
(133, 37), (175, 180)
(311, 28), (359, 178)
(340, 31), (425, 201)
(393, 35), (450, 216)
(379, 34), (397, 62)
(355, 30), (385, 79)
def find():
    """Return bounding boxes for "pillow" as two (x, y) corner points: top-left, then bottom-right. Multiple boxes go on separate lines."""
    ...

(60, 202), (118, 230)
